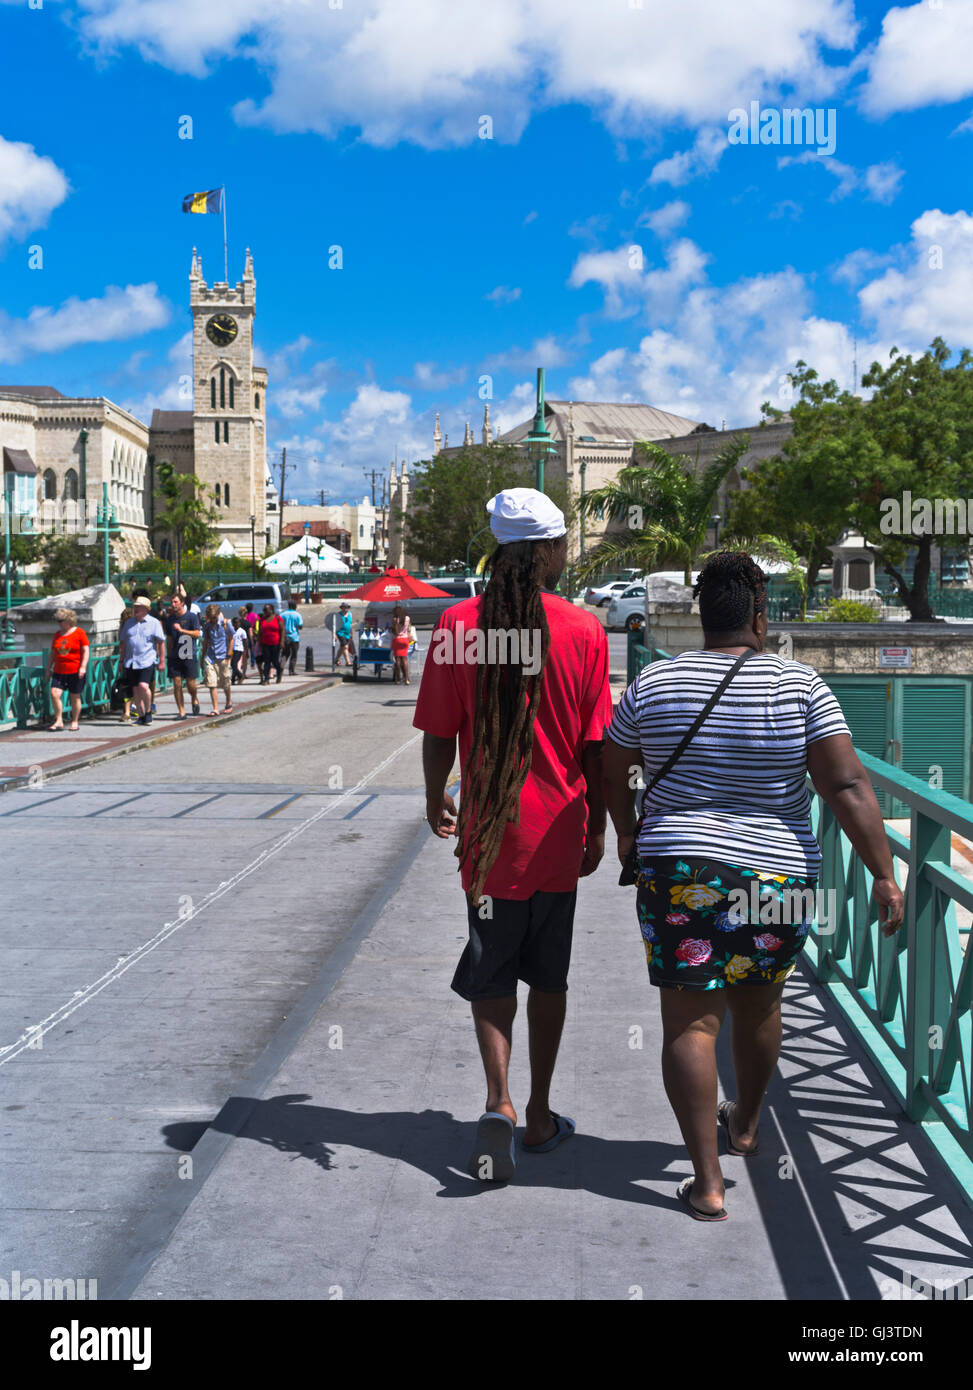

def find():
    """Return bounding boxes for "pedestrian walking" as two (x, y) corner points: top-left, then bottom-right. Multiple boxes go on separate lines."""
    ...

(257, 604), (283, 684)
(45, 607), (90, 731)
(119, 595), (165, 725)
(390, 603), (411, 684)
(231, 617), (250, 684)
(281, 600), (304, 675)
(602, 552), (906, 1221)
(200, 604), (234, 714)
(244, 603), (260, 671)
(335, 602), (354, 668)
(414, 487), (612, 1182)
(165, 593), (202, 719)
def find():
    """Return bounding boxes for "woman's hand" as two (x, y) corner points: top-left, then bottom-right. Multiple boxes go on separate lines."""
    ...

(872, 876), (905, 937)
(616, 833), (635, 866)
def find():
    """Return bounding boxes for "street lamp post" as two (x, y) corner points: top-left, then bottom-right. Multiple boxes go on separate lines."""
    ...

(525, 366), (554, 494)
(96, 483), (120, 585)
(711, 512), (722, 549)
(303, 520), (311, 604)
(579, 457), (587, 562)
(2, 471), (14, 650)
(250, 514), (256, 580)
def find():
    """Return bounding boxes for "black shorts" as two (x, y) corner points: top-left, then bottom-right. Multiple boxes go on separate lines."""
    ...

(451, 889), (577, 1001)
(51, 671), (85, 695)
(124, 664), (155, 690)
(168, 656), (198, 680)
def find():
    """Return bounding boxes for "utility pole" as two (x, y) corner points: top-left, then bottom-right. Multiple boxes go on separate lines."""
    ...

(277, 447), (292, 547)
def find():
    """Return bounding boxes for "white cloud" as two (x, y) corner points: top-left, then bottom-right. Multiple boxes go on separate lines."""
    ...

(410, 360), (468, 391)
(650, 127), (726, 187)
(0, 134), (70, 247)
(831, 247), (894, 287)
(481, 335), (572, 372)
(857, 208), (973, 348)
(569, 238), (708, 320)
(638, 200), (691, 237)
(73, 0), (857, 149)
(0, 283), (171, 364)
(778, 150), (903, 203)
(953, 111), (973, 137)
(861, 0), (973, 117)
(485, 285), (522, 304)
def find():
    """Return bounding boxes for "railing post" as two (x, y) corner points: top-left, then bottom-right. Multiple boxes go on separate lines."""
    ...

(905, 805), (949, 1121)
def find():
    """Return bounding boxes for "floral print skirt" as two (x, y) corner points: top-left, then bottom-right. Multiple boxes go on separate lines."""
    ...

(635, 855), (818, 991)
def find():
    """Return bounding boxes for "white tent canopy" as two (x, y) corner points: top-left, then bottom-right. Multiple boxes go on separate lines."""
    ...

(213, 537), (237, 557)
(263, 536), (350, 575)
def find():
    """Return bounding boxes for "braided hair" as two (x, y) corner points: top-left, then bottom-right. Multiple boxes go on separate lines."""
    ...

(693, 551), (767, 633)
(454, 539), (552, 903)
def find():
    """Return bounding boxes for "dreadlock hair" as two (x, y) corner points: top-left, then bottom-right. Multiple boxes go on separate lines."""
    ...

(455, 538), (552, 903)
(692, 551), (768, 633)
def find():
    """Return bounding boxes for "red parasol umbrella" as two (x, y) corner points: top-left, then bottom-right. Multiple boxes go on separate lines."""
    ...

(340, 567), (452, 602)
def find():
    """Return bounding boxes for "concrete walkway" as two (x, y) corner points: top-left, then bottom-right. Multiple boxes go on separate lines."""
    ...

(0, 666), (342, 789)
(101, 820), (973, 1302)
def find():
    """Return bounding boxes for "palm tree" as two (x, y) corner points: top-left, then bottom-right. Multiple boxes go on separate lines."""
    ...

(577, 437), (751, 585)
(151, 461), (218, 589)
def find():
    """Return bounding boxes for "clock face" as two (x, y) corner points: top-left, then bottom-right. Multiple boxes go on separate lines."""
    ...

(206, 313), (238, 347)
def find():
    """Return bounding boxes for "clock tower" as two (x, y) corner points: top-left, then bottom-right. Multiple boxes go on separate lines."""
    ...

(189, 247), (267, 556)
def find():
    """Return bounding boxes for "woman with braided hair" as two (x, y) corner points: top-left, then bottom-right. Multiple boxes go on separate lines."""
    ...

(603, 550), (904, 1220)
(415, 488), (612, 1182)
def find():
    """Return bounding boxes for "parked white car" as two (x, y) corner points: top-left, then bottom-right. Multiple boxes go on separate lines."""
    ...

(606, 583), (647, 632)
(584, 580), (632, 607)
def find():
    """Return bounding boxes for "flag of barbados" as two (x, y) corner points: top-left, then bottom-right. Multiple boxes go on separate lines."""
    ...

(182, 188), (224, 214)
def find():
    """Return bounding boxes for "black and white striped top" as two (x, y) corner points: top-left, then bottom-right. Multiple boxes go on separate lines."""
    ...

(607, 650), (851, 878)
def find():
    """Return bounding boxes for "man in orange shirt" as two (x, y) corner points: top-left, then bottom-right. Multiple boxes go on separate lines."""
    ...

(46, 606), (90, 731)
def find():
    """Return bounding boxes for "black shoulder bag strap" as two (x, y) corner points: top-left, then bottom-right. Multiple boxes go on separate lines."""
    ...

(618, 647), (757, 886)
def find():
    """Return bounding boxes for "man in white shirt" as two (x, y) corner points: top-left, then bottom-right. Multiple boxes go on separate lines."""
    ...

(119, 596), (165, 725)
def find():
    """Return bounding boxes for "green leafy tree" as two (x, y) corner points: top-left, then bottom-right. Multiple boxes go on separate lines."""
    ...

(39, 535), (117, 593)
(405, 444), (571, 568)
(577, 437), (751, 585)
(151, 460), (218, 589)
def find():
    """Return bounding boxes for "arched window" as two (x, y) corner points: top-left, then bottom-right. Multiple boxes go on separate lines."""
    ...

(223, 421), (229, 443)
(63, 468), (78, 501)
(228, 376), (234, 409)
(211, 378), (216, 409)
(224, 483), (230, 506)
(220, 367), (225, 408)
(214, 421), (220, 444)
(255, 392), (260, 410)
(214, 484), (221, 508)
(43, 469), (57, 500)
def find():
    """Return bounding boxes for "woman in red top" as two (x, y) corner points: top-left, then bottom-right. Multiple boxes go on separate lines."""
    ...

(46, 607), (90, 731)
(257, 604), (283, 684)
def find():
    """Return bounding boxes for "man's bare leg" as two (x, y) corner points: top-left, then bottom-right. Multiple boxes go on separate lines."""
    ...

(524, 987), (567, 1146)
(471, 996), (517, 1124)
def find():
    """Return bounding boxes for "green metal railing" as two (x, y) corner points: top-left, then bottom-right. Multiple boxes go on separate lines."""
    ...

(807, 754), (973, 1207)
(0, 645), (171, 728)
(624, 636), (973, 1206)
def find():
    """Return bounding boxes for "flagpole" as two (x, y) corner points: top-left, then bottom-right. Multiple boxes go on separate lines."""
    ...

(222, 185), (227, 283)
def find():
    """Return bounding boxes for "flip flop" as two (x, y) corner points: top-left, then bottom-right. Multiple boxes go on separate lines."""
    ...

(718, 1100), (759, 1157)
(521, 1111), (576, 1153)
(677, 1176), (728, 1222)
(467, 1112), (516, 1182)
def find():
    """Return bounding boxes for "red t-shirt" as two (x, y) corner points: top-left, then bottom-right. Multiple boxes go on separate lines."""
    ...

(51, 626), (89, 675)
(413, 593), (612, 899)
(259, 616), (282, 646)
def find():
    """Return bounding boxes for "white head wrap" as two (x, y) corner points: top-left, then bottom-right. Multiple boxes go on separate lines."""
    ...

(486, 488), (566, 545)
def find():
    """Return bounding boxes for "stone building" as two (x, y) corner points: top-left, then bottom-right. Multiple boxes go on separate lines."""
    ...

(0, 249), (269, 569)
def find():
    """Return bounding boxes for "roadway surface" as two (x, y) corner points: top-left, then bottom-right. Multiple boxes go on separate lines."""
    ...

(3, 632), (972, 1300)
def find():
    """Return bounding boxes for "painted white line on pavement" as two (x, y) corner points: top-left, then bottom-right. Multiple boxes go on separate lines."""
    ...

(0, 730), (423, 1067)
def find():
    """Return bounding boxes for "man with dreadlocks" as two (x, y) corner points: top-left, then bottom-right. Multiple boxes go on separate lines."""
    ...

(414, 487), (612, 1182)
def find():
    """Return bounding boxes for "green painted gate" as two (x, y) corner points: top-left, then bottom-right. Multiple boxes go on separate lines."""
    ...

(823, 675), (972, 816)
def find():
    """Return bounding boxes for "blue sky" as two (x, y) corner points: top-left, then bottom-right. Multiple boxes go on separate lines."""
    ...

(2, 0), (973, 503)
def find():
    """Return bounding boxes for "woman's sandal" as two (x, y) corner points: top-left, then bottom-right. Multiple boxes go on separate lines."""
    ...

(676, 1176), (728, 1221)
(718, 1100), (759, 1157)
